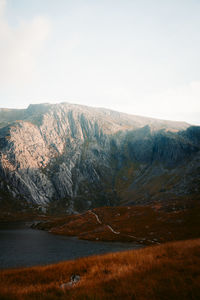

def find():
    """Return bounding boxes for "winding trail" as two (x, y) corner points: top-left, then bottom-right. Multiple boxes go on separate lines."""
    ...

(90, 210), (102, 224)
(107, 225), (120, 235)
(89, 210), (160, 244)
(90, 210), (120, 235)
(127, 234), (137, 239)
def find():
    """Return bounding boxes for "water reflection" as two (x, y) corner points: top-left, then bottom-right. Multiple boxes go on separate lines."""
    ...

(0, 222), (141, 269)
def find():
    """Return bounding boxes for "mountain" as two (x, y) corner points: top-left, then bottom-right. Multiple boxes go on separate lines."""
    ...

(0, 102), (199, 212)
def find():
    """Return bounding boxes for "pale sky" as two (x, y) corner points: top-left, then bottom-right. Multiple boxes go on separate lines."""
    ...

(0, 0), (200, 124)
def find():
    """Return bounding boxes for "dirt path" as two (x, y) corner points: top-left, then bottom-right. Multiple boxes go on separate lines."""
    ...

(89, 210), (160, 244)
(90, 210), (102, 224)
(90, 210), (120, 235)
(107, 225), (120, 235)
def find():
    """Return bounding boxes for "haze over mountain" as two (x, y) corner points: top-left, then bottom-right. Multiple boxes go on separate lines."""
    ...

(0, 103), (199, 212)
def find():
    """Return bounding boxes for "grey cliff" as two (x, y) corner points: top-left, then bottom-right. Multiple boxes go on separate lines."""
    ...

(0, 103), (199, 211)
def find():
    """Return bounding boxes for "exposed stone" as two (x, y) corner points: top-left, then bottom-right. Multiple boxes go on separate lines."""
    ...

(60, 274), (81, 290)
(0, 102), (199, 210)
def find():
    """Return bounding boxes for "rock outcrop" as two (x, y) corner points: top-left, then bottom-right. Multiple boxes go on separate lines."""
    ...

(0, 102), (199, 211)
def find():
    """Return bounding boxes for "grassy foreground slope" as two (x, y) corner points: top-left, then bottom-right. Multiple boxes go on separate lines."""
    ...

(0, 239), (200, 300)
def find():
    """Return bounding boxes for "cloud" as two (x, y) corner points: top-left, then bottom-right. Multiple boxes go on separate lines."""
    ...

(149, 81), (200, 114)
(0, 0), (5, 16)
(0, 0), (50, 86)
(101, 80), (200, 125)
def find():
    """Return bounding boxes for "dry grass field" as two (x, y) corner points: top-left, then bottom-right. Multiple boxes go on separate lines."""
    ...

(35, 200), (200, 245)
(0, 238), (200, 300)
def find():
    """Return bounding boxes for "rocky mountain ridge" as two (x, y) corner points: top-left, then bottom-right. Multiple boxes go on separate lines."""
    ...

(0, 103), (199, 212)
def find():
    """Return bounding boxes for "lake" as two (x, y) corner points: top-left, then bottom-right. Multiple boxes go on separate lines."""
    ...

(0, 221), (141, 269)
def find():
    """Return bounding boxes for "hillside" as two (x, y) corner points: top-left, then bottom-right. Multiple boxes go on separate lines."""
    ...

(0, 102), (199, 211)
(0, 238), (200, 300)
(34, 200), (200, 245)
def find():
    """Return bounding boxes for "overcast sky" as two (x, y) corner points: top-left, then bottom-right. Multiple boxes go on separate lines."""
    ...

(0, 0), (200, 124)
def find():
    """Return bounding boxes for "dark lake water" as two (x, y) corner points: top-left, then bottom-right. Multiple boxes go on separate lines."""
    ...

(0, 222), (141, 269)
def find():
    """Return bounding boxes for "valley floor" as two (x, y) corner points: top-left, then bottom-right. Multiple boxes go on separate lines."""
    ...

(0, 238), (200, 299)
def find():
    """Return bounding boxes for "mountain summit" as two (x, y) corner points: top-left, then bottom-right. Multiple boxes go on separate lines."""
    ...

(0, 103), (199, 212)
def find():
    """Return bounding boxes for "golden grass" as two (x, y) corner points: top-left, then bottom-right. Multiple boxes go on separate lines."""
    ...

(0, 238), (200, 299)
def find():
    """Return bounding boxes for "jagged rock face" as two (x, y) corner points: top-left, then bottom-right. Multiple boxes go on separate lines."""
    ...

(0, 103), (199, 210)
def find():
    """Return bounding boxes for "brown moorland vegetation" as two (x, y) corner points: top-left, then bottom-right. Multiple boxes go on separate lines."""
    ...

(35, 200), (200, 245)
(0, 238), (200, 300)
